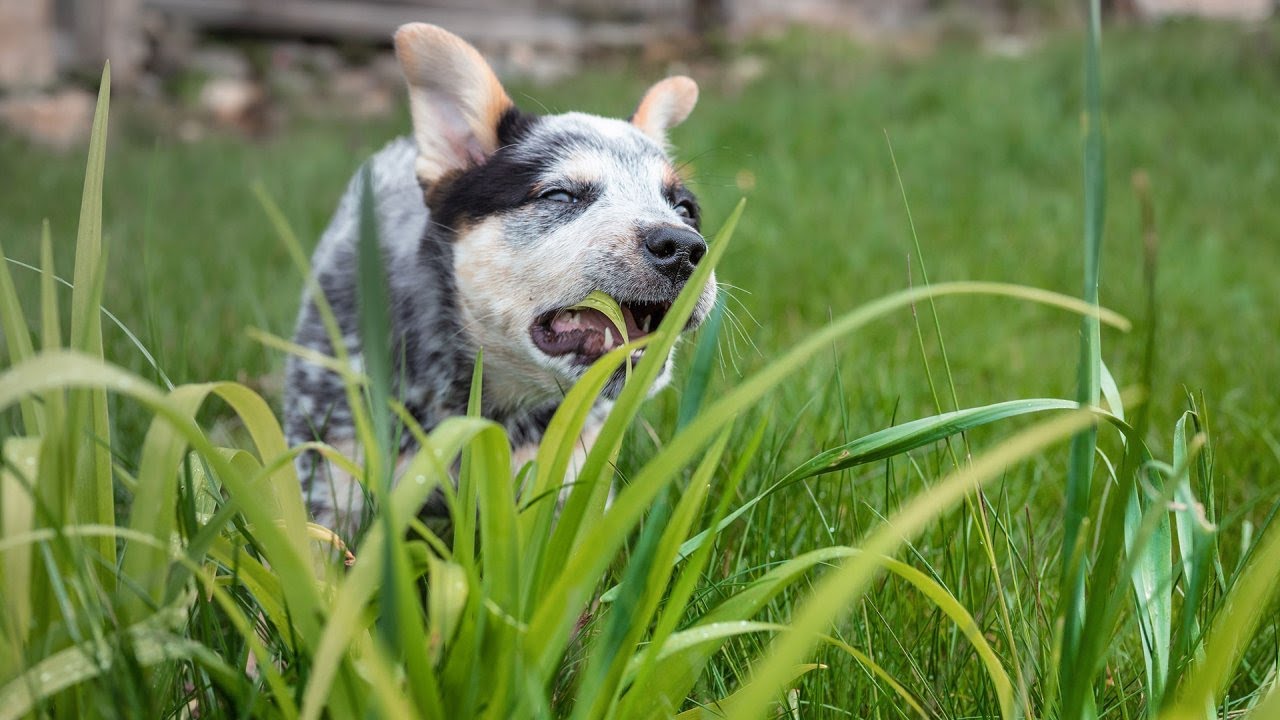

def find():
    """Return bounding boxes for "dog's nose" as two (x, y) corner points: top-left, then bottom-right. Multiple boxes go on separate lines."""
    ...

(642, 226), (707, 282)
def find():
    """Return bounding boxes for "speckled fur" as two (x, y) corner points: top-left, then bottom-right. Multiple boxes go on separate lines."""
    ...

(284, 25), (713, 540)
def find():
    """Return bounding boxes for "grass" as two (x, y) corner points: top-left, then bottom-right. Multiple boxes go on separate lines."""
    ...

(2, 13), (1279, 718)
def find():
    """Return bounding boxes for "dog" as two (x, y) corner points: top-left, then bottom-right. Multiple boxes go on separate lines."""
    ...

(283, 24), (718, 540)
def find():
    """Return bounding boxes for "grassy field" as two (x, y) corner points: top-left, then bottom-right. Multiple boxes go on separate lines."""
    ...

(2, 17), (1279, 718)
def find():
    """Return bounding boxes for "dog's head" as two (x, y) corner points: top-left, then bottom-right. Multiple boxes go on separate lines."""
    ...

(395, 23), (716, 407)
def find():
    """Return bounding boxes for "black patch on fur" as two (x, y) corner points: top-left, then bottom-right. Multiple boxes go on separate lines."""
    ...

(429, 123), (632, 230)
(430, 151), (543, 229)
(497, 106), (538, 147)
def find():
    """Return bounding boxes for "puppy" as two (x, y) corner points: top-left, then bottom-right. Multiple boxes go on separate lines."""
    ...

(283, 24), (717, 539)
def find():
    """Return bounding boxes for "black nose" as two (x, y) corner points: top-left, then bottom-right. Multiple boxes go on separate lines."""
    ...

(641, 226), (707, 282)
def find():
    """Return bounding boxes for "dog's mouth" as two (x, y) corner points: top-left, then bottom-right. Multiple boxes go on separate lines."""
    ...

(530, 300), (672, 365)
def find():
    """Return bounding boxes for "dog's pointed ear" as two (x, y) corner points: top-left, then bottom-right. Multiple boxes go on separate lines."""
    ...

(395, 23), (513, 184)
(630, 76), (698, 146)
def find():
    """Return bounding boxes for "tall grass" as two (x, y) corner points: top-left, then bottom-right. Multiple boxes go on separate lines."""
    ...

(2, 4), (1278, 716)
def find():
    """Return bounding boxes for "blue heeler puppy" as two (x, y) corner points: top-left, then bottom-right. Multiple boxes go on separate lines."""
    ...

(284, 24), (717, 539)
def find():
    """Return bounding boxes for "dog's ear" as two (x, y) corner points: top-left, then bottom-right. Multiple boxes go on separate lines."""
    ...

(395, 23), (513, 184)
(631, 76), (698, 146)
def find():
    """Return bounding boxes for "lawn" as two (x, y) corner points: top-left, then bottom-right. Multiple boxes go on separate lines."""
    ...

(1, 17), (1278, 718)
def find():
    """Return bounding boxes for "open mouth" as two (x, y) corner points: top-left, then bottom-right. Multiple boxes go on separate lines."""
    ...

(530, 300), (672, 364)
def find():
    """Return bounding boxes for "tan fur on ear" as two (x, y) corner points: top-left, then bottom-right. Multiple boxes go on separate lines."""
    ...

(394, 23), (513, 184)
(631, 76), (699, 145)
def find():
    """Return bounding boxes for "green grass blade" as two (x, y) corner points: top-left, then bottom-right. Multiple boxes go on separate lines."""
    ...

(657, 559), (926, 716)
(352, 165), (429, 714)
(677, 398), (1080, 565)
(355, 164), (392, 472)
(474, 410), (520, 714)
(722, 409), (1100, 720)
(37, 226), (68, 436)
(1168, 412), (1214, 678)
(38, 223), (59, 355)
(873, 554), (1015, 716)
(652, 627), (924, 719)
(123, 384), (228, 621)
(0, 242), (39, 432)
(1162, 504), (1280, 718)
(4, 254), (173, 390)
(454, 352), (485, 565)
(676, 296), (724, 431)
(1109, 358), (1172, 714)
(672, 665), (827, 720)
(298, 417), (499, 720)
(570, 290), (632, 378)
(577, 427), (732, 720)
(1060, 3), (1107, 711)
(519, 339), (645, 613)
(255, 180), (384, 547)
(1072, 443), (1185, 720)
(1241, 680), (1280, 720)
(787, 398), (1082, 482)
(67, 63), (116, 578)
(1125, 479), (1172, 713)
(636, 543), (1013, 718)
(0, 352), (329, 651)
(122, 380), (312, 623)
(0, 438), (39, 674)
(613, 419), (766, 719)
(0, 605), (196, 720)
(885, 129), (964, 420)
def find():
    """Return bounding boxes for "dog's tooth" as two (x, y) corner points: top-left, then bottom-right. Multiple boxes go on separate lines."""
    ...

(556, 309), (578, 330)
(641, 315), (651, 334)
(604, 327), (614, 348)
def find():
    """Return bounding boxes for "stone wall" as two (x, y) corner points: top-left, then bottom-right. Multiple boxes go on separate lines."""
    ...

(1134, 0), (1273, 21)
(0, 0), (57, 90)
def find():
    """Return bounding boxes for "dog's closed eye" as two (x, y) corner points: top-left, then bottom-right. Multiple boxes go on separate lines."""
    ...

(540, 188), (579, 204)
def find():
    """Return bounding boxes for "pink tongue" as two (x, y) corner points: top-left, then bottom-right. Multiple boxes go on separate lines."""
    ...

(551, 308), (618, 336)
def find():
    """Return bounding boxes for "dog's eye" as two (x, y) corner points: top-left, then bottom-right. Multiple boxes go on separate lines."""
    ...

(674, 201), (697, 220)
(540, 189), (578, 204)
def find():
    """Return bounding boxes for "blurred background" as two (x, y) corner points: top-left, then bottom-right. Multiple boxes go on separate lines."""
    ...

(1, 0), (1277, 490)
(0, 1), (1273, 145)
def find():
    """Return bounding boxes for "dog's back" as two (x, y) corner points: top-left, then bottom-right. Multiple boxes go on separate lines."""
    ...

(284, 136), (475, 534)
(284, 137), (420, 449)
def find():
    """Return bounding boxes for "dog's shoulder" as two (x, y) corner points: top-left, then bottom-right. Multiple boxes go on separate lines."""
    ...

(284, 136), (442, 442)
(310, 136), (427, 280)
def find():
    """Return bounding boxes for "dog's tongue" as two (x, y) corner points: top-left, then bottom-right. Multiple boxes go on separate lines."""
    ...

(552, 308), (624, 352)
